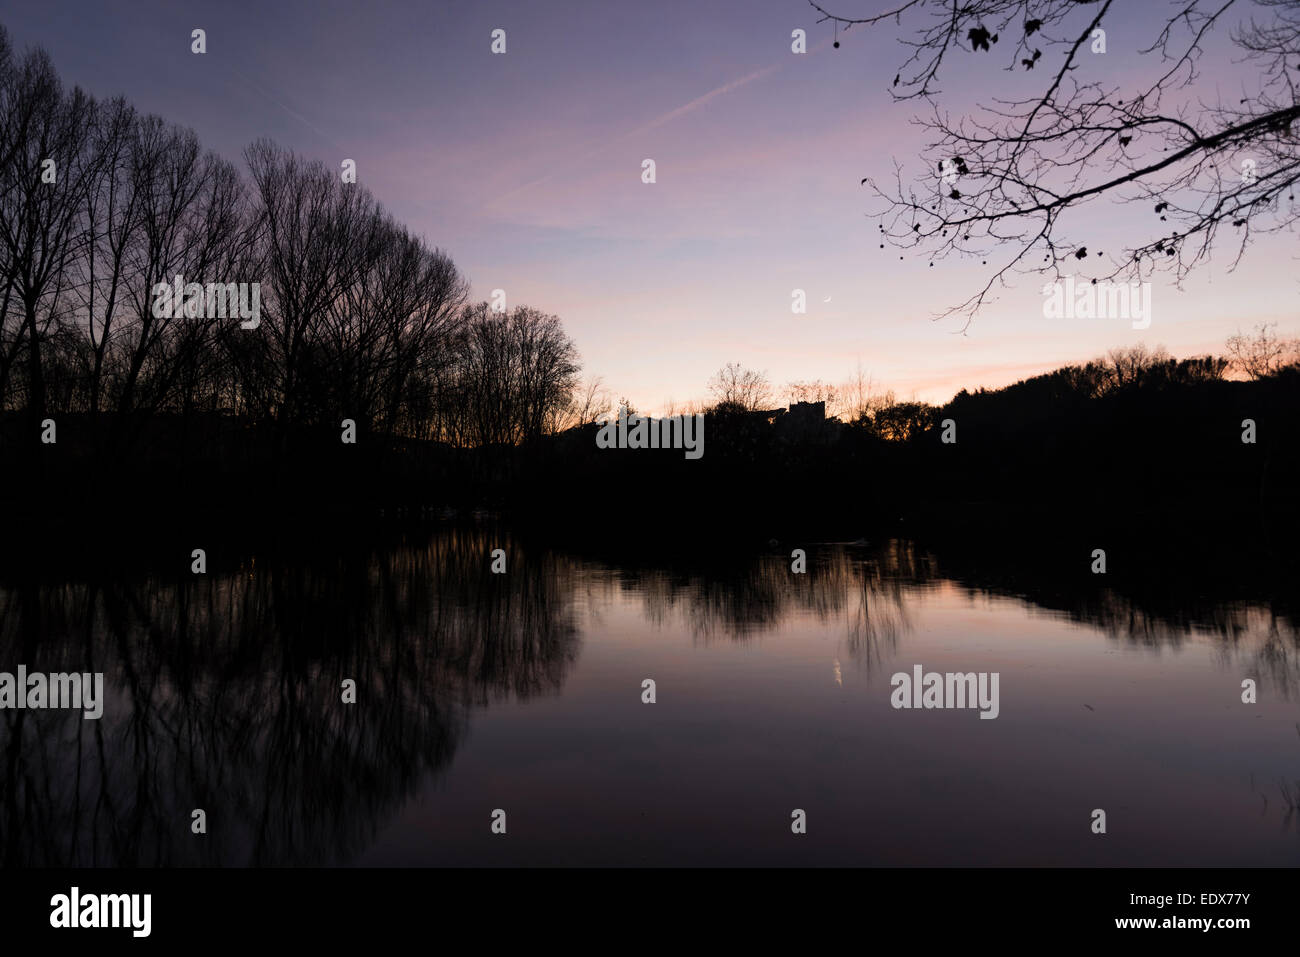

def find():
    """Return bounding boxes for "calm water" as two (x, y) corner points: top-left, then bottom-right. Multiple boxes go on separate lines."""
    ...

(2, 529), (1297, 866)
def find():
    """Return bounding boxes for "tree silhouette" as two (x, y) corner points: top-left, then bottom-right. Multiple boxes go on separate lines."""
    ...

(811, 0), (1300, 324)
(707, 361), (774, 410)
(0, 24), (583, 459)
(1225, 320), (1300, 377)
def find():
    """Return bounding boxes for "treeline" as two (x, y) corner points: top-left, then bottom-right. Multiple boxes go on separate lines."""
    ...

(0, 25), (578, 447)
(515, 342), (1300, 546)
(708, 337), (1296, 441)
(853, 345), (1237, 441)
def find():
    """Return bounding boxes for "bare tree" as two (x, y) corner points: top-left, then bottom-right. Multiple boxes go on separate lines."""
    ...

(245, 139), (379, 428)
(787, 378), (840, 410)
(0, 43), (96, 418)
(1105, 343), (1173, 388)
(314, 211), (466, 435)
(113, 120), (252, 418)
(835, 360), (891, 423)
(812, 0), (1300, 324)
(1225, 320), (1300, 376)
(0, 26), (24, 410)
(707, 361), (774, 410)
(451, 303), (581, 447)
(563, 374), (613, 429)
(72, 96), (140, 414)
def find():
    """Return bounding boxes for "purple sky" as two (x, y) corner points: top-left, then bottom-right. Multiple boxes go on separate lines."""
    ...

(6, 0), (1297, 412)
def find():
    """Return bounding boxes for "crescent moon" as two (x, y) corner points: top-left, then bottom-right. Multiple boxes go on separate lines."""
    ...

(823, 295), (832, 302)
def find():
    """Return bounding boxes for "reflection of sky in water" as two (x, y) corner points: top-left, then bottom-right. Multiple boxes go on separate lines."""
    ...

(2, 536), (1297, 867)
(374, 570), (1295, 866)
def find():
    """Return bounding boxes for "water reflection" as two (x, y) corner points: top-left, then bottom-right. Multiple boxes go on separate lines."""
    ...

(0, 528), (581, 866)
(1, 531), (1296, 866)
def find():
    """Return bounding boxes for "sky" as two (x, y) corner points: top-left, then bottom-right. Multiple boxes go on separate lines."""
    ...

(5, 0), (1297, 413)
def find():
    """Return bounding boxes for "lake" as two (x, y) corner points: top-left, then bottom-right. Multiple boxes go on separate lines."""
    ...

(1, 527), (1296, 866)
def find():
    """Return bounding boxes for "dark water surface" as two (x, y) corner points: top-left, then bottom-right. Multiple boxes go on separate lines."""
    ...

(2, 529), (1297, 866)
